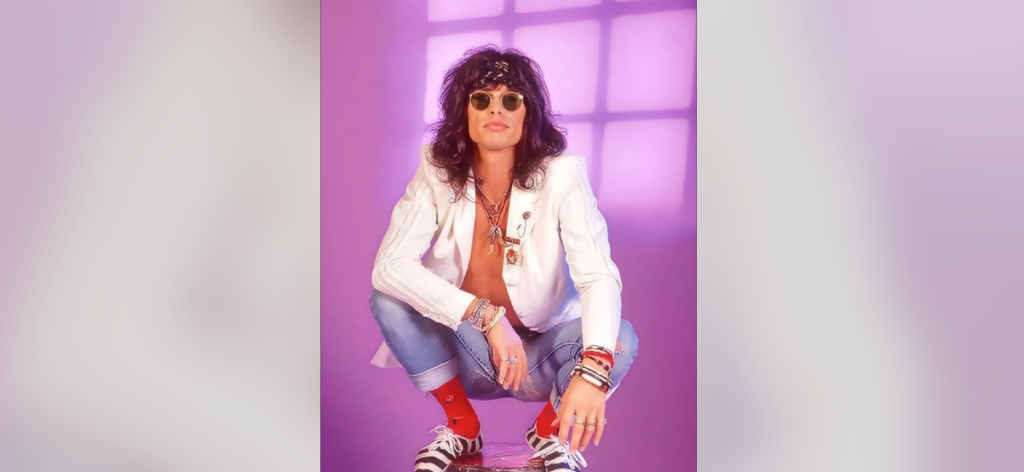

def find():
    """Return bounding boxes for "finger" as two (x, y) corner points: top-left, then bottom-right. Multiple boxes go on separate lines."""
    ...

(504, 348), (516, 389)
(514, 347), (527, 392)
(519, 360), (528, 392)
(490, 343), (501, 370)
(509, 347), (519, 391)
(511, 359), (521, 392)
(580, 412), (597, 452)
(496, 346), (509, 386)
(507, 346), (519, 389)
(558, 408), (574, 446)
(569, 408), (586, 454)
(551, 405), (562, 432)
(595, 407), (606, 446)
(501, 348), (513, 389)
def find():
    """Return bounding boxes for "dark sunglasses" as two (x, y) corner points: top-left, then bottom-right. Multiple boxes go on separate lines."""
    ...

(469, 91), (525, 112)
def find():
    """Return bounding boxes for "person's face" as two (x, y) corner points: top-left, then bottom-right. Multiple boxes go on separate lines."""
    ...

(466, 84), (527, 153)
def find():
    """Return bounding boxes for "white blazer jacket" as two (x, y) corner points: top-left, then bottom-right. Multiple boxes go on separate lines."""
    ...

(370, 145), (622, 368)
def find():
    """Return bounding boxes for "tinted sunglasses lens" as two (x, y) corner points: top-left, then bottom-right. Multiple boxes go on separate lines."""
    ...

(502, 94), (522, 111)
(470, 93), (490, 111)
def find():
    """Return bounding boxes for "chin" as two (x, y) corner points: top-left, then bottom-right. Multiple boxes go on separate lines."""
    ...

(478, 140), (517, 151)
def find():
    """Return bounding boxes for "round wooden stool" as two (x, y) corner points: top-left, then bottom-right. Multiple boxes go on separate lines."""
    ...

(450, 443), (545, 472)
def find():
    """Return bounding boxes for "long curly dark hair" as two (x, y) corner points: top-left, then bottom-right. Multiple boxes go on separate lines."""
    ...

(428, 45), (567, 201)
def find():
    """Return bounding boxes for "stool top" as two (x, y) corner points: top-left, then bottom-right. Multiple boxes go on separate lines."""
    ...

(450, 443), (545, 472)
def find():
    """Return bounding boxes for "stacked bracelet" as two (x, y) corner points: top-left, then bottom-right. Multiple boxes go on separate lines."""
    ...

(582, 345), (615, 369)
(481, 306), (506, 333)
(468, 298), (490, 331)
(584, 355), (612, 373)
(572, 363), (612, 392)
(584, 345), (614, 358)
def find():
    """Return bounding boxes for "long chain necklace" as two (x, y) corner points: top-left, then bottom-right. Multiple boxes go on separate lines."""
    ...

(475, 181), (511, 255)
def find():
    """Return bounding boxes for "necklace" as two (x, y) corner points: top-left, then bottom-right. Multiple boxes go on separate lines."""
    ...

(475, 182), (511, 255)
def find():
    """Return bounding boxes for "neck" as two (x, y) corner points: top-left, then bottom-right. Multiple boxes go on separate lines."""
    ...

(474, 146), (515, 189)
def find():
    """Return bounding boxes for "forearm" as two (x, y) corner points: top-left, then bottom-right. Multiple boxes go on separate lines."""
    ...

(578, 278), (622, 353)
(372, 257), (477, 329)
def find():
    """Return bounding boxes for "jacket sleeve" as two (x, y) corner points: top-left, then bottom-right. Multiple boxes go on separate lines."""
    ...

(370, 149), (476, 329)
(555, 156), (623, 353)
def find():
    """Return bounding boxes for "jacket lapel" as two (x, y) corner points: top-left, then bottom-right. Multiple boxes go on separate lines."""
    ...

(454, 183), (475, 275)
(504, 184), (537, 267)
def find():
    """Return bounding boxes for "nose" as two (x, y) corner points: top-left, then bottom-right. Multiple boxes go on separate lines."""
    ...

(488, 97), (503, 115)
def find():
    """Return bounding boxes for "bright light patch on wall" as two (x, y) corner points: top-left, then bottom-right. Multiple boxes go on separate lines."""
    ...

(599, 119), (689, 217)
(607, 10), (696, 112)
(428, 0), (504, 22)
(560, 122), (594, 179)
(513, 21), (600, 115)
(515, 0), (601, 13)
(425, 31), (504, 123)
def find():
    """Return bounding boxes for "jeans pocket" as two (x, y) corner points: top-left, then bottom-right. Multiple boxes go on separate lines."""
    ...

(511, 373), (549, 403)
(470, 370), (500, 396)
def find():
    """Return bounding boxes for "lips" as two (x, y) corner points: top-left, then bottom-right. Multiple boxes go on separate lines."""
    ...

(484, 121), (509, 130)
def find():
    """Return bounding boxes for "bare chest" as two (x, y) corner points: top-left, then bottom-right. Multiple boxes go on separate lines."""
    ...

(459, 201), (521, 325)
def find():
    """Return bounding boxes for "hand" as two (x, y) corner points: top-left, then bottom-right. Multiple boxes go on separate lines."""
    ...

(485, 315), (527, 392)
(553, 362), (607, 453)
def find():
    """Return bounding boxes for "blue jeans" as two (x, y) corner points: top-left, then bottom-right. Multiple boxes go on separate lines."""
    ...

(370, 290), (638, 404)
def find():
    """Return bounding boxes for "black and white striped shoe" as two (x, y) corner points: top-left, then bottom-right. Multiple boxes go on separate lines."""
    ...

(413, 425), (483, 472)
(526, 424), (587, 471)
(525, 422), (551, 452)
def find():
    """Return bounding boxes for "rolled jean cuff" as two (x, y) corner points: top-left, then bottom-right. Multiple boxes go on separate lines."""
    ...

(408, 355), (459, 392)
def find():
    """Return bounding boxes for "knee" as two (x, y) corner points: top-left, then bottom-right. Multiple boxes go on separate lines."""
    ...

(369, 290), (415, 331)
(615, 319), (638, 362)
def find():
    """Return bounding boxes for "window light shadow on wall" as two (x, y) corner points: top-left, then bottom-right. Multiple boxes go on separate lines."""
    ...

(421, 0), (695, 231)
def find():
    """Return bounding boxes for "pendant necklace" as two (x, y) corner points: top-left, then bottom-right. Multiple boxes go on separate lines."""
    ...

(476, 182), (511, 255)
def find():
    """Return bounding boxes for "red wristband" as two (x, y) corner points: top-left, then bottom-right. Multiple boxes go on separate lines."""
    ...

(583, 350), (614, 367)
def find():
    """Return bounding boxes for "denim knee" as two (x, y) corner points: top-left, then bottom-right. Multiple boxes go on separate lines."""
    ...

(370, 289), (417, 335)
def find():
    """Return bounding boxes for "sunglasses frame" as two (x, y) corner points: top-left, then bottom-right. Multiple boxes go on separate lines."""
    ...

(468, 91), (525, 112)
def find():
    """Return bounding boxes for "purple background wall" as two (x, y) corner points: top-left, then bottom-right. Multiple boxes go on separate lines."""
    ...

(322, 1), (695, 470)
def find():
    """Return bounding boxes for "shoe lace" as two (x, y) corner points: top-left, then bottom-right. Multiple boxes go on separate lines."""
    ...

(426, 425), (464, 456)
(531, 435), (588, 469)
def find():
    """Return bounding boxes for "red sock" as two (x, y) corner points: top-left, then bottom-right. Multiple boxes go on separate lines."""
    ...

(430, 377), (480, 438)
(534, 400), (559, 438)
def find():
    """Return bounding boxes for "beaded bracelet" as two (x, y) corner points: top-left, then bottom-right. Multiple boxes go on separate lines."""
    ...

(582, 346), (614, 371)
(583, 350), (613, 365)
(583, 355), (612, 373)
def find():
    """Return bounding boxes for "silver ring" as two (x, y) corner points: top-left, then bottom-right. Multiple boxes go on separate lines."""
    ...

(501, 358), (511, 363)
(601, 418), (608, 424)
(574, 419), (586, 425)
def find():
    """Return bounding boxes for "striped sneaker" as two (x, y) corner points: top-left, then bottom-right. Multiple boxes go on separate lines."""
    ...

(525, 422), (551, 452)
(413, 425), (483, 472)
(526, 423), (587, 471)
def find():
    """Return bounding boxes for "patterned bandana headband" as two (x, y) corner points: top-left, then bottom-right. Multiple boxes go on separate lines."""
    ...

(474, 60), (513, 89)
